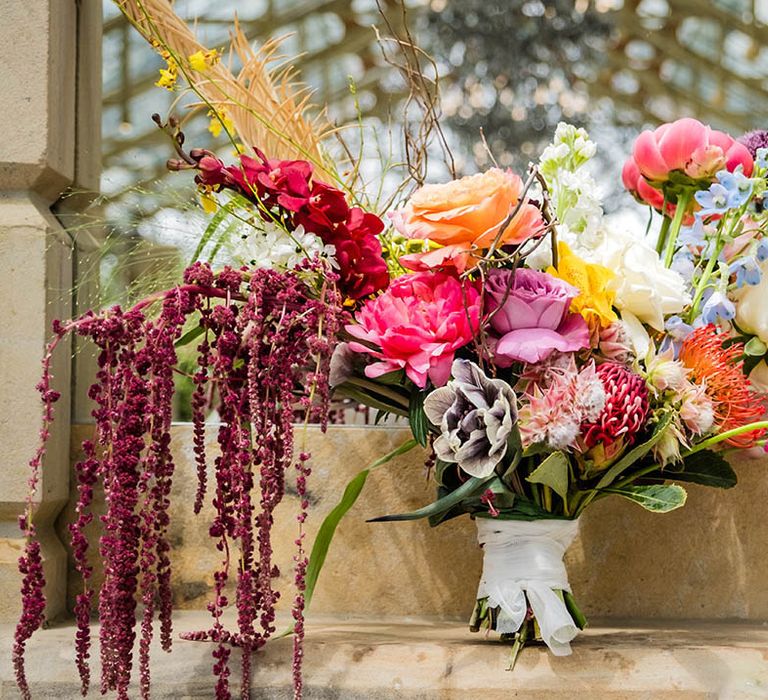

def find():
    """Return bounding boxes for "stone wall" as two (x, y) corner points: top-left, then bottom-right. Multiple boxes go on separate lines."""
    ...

(0, 0), (101, 624)
(62, 424), (768, 622)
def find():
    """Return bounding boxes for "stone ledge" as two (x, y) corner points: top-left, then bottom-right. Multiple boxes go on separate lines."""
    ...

(3, 613), (768, 698)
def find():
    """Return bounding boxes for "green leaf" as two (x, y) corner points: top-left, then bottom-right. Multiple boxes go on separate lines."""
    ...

(368, 474), (492, 522)
(522, 442), (548, 458)
(275, 437), (417, 639)
(744, 336), (768, 357)
(434, 458), (455, 487)
(191, 206), (229, 264)
(604, 483), (687, 513)
(335, 384), (408, 417)
(409, 390), (429, 447)
(594, 411), (675, 491)
(665, 450), (737, 489)
(373, 369), (407, 386)
(174, 324), (205, 348)
(428, 476), (516, 526)
(526, 451), (569, 500)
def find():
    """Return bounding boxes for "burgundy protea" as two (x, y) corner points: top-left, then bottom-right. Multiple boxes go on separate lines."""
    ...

(581, 362), (650, 449)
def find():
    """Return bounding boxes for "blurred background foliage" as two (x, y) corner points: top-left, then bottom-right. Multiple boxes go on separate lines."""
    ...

(92, 0), (768, 420)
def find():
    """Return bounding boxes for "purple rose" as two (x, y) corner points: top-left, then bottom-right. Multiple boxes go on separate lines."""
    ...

(485, 268), (590, 365)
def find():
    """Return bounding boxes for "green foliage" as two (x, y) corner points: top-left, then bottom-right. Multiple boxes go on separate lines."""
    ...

(661, 450), (737, 489)
(409, 389), (430, 447)
(368, 473), (493, 523)
(594, 412), (675, 491)
(526, 451), (569, 500)
(604, 484), (687, 513)
(276, 437), (418, 638)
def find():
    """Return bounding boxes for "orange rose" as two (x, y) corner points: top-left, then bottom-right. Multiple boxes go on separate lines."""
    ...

(390, 168), (543, 273)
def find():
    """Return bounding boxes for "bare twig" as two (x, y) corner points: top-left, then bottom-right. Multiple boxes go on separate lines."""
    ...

(373, 0), (456, 192)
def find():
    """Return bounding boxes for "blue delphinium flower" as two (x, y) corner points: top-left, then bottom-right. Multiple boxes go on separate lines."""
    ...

(716, 167), (753, 207)
(671, 250), (695, 286)
(694, 183), (735, 217)
(756, 147), (768, 170)
(756, 238), (768, 263)
(678, 215), (706, 248)
(729, 256), (762, 287)
(700, 290), (736, 324)
(665, 315), (694, 341)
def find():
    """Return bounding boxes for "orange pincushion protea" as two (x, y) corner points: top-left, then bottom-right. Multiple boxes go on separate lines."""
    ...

(679, 325), (766, 447)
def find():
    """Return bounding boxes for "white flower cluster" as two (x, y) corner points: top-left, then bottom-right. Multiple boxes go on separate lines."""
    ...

(539, 122), (602, 245)
(228, 222), (336, 271)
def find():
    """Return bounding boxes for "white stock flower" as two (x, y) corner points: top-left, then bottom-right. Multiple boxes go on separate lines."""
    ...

(529, 122), (603, 270)
(228, 222), (336, 271)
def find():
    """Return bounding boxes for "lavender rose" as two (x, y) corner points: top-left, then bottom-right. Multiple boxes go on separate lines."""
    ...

(424, 359), (517, 478)
(485, 268), (590, 365)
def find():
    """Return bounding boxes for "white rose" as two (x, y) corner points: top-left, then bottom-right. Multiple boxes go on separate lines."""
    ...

(735, 260), (768, 343)
(592, 227), (690, 331)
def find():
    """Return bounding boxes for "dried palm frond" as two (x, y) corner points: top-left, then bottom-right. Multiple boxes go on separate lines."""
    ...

(115, 0), (337, 180)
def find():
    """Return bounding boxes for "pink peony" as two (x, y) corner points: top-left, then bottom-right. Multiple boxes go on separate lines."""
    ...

(623, 118), (753, 211)
(346, 271), (481, 388)
(485, 268), (590, 366)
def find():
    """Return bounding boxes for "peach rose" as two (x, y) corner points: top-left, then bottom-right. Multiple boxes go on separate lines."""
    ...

(389, 168), (543, 273)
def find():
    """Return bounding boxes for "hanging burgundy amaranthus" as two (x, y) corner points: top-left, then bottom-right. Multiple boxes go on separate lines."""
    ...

(13, 259), (346, 700)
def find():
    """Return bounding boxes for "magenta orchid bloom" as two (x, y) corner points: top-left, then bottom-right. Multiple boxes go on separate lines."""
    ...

(486, 268), (590, 366)
(346, 271), (481, 388)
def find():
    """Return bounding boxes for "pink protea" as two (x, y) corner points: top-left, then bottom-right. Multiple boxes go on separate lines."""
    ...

(581, 362), (650, 449)
(518, 361), (606, 450)
(346, 271), (481, 388)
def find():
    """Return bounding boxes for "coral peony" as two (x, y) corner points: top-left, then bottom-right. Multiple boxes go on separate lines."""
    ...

(391, 168), (543, 273)
(485, 268), (590, 366)
(346, 272), (481, 388)
(623, 118), (753, 211)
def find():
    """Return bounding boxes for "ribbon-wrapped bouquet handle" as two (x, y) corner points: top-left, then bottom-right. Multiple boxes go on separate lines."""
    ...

(472, 517), (582, 657)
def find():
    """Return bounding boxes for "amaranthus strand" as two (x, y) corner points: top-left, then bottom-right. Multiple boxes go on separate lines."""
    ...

(16, 261), (344, 700)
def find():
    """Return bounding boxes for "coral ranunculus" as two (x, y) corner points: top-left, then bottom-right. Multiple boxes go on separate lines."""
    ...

(485, 268), (590, 366)
(390, 168), (543, 273)
(346, 271), (481, 388)
(622, 118), (754, 211)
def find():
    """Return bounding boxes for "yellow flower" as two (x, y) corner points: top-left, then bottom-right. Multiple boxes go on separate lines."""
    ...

(207, 108), (234, 138)
(200, 191), (218, 214)
(189, 49), (220, 72)
(155, 56), (178, 90)
(547, 241), (617, 331)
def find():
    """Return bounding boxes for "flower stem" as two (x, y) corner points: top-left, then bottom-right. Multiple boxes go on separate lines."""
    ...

(663, 190), (692, 268)
(682, 421), (768, 457)
(687, 232), (725, 323)
(655, 214), (672, 255)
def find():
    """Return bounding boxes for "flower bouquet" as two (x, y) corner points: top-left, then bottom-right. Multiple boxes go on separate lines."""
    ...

(333, 120), (768, 666)
(12, 0), (768, 696)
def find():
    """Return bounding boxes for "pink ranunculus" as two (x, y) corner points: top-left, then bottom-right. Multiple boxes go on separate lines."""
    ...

(346, 271), (481, 388)
(623, 118), (754, 211)
(485, 268), (590, 366)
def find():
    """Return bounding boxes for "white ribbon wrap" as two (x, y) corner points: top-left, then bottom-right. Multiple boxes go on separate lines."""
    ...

(476, 518), (580, 656)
